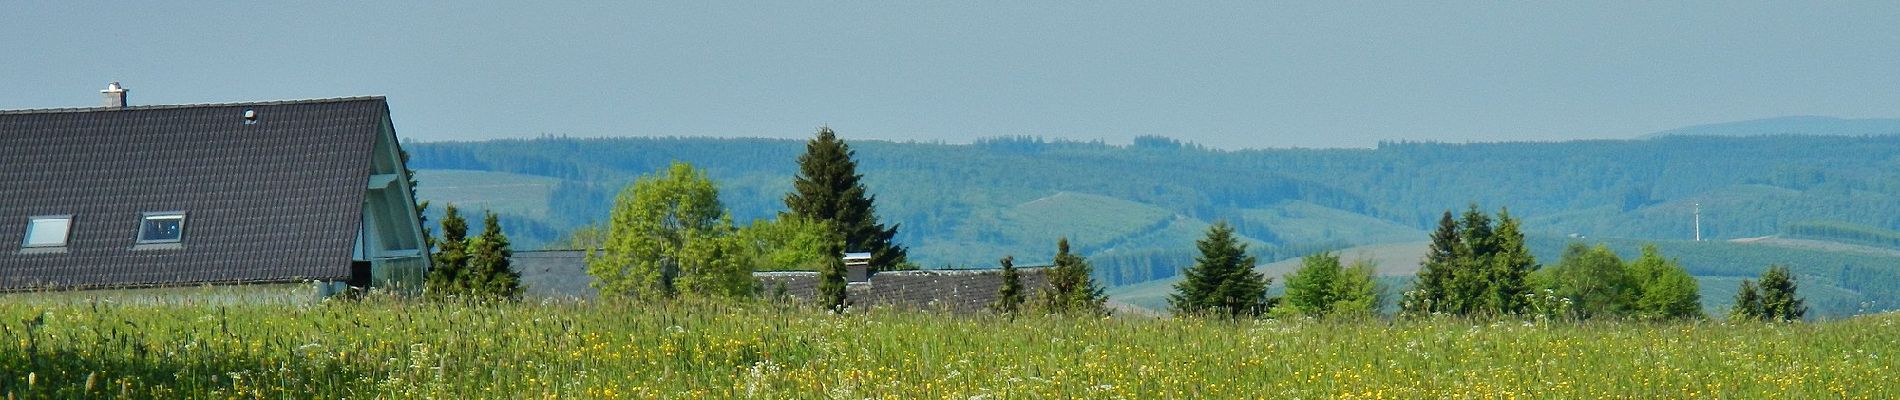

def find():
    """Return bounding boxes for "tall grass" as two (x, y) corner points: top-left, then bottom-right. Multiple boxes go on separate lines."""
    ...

(1, 289), (1894, 398)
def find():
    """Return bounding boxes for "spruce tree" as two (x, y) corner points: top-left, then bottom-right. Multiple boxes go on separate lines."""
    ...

(1445, 205), (1495, 314)
(991, 256), (1025, 314)
(1757, 265), (1806, 322)
(816, 240), (848, 313)
(1169, 223), (1269, 317)
(1485, 210), (1535, 315)
(1402, 211), (1460, 315)
(425, 205), (470, 298)
(784, 127), (908, 270)
(1039, 238), (1108, 316)
(464, 211), (523, 300)
(1730, 279), (1764, 321)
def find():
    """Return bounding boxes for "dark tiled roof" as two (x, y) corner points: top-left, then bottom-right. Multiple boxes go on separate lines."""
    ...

(514, 250), (1054, 313)
(756, 268), (1051, 313)
(0, 98), (389, 289)
(513, 250), (597, 299)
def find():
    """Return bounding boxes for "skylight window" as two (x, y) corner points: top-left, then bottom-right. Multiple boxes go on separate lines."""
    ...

(137, 212), (187, 244)
(23, 215), (73, 248)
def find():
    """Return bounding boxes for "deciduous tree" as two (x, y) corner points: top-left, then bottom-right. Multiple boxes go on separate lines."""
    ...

(588, 162), (749, 299)
(1281, 252), (1343, 317)
(1628, 245), (1702, 320)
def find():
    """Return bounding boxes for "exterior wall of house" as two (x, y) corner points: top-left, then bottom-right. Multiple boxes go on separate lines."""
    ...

(349, 117), (431, 293)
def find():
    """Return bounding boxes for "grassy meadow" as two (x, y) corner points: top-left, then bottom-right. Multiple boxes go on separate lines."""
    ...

(2, 288), (1896, 399)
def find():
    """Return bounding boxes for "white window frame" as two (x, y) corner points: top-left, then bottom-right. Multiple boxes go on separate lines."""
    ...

(135, 212), (188, 245)
(22, 215), (74, 248)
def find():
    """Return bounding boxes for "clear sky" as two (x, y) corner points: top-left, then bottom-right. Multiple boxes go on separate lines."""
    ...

(4, 2), (1898, 149)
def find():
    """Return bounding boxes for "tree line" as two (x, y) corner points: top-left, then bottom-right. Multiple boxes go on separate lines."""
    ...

(404, 133), (1814, 321)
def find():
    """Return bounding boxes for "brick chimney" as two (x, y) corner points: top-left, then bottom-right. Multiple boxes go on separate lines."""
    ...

(101, 82), (127, 108)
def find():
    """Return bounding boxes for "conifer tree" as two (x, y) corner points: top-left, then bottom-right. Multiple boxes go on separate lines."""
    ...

(991, 256), (1025, 314)
(784, 127), (908, 270)
(1757, 265), (1806, 322)
(1404, 206), (1538, 317)
(1169, 223), (1269, 317)
(816, 239), (848, 313)
(464, 211), (523, 300)
(425, 205), (470, 298)
(1445, 205), (1495, 314)
(1730, 279), (1764, 321)
(1485, 210), (1536, 315)
(1039, 238), (1108, 316)
(1402, 211), (1460, 315)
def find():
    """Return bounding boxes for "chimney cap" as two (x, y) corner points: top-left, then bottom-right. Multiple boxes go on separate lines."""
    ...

(100, 82), (128, 108)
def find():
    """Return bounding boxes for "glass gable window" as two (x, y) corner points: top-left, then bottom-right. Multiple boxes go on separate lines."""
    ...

(23, 216), (73, 248)
(137, 213), (187, 243)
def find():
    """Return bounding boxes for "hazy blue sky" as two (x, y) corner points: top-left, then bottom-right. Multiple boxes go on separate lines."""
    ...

(5, 2), (1898, 148)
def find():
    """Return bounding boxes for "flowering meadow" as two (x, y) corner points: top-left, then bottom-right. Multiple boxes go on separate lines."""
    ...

(1, 290), (1894, 399)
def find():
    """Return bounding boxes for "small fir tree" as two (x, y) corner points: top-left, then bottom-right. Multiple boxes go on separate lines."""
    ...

(991, 256), (1025, 314)
(462, 211), (523, 300)
(1730, 279), (1764, 321)
(1757, 265), (1806, 322)
(425, 205), (470, 298)
(816, 240), (848, 313)
(1402, 211), (1460, 315)
(1038, 238), (1108, 316)
(1169, 222), (1269, 317)
(1484, 210), (1536, 315)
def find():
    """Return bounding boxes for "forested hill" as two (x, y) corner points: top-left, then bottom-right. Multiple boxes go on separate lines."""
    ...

(404, 134), (1900, 287)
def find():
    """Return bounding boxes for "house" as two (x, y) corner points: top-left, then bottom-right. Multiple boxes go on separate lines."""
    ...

(0, 84), (431, 293)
